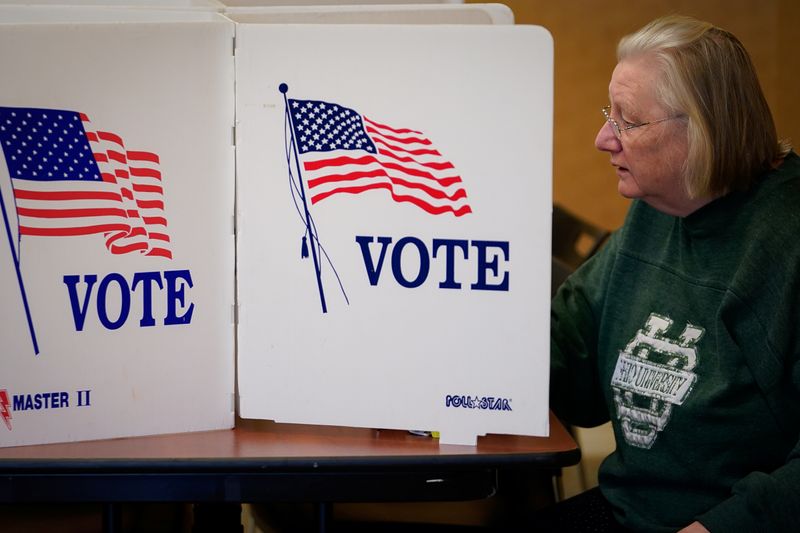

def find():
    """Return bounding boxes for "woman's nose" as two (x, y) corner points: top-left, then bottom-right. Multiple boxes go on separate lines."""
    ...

(595, 120), (622, 153)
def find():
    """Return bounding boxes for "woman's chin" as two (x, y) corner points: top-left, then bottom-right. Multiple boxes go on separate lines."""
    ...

(617, 178), (643, 199)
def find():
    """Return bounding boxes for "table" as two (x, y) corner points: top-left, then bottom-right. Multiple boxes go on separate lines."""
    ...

(0, 412), (579, 531)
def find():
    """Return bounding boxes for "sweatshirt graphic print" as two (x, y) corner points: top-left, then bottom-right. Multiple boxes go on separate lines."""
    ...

(610, 313), (703, 449)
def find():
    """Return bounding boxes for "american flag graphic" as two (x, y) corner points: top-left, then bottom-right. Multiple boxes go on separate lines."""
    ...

(287, 98), (471, 217)
(0, 107), (171, 259)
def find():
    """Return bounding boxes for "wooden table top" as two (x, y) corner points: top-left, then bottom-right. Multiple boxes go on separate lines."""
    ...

(0, 412), (579, 471)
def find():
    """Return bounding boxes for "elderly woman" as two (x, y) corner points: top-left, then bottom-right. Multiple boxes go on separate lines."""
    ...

(549, 15), (798, 533)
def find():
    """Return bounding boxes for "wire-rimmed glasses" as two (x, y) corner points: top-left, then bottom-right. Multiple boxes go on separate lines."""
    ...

(601, 105), (680, 139)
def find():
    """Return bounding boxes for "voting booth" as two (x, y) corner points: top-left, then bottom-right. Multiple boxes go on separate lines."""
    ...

(0, 5), (236, 447)
(0, 2), (552, 448)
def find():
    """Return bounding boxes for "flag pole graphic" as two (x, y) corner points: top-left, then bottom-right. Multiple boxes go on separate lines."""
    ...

(0, 179), (39, 354)
(280, 83), (328, 313)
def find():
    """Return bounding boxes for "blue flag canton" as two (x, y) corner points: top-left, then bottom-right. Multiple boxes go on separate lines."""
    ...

(0, 107), (102, 182)
(288, 99), (376, 155)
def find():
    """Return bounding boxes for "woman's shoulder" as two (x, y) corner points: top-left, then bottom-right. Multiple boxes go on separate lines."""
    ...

(748, 152), (800, 228)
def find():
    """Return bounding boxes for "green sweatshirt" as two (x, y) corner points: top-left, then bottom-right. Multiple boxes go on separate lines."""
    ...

(550, 152), (800, 532)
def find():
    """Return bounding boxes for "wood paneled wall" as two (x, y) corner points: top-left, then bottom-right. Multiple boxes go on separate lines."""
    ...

(469, 0), (799, 231)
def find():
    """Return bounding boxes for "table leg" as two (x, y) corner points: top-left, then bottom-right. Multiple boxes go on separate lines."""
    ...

(316, 502), (331, 533)
(102, 503), (122, 533)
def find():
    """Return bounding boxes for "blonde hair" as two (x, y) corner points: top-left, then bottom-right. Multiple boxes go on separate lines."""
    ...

(618, 15), (791, 198)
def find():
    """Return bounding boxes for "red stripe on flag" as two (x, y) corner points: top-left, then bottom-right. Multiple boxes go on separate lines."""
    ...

(108, 150), (127, 164)
(97, 131), (124, 146)
(133, 184), (164, 194)
(142, 216), (167, 226)
(148, 232), (171, 242)
(127, 151), (160, 163)
(136, 200), (165, 210)
(13, 189), (122, 202)
(130, 167), (162, 179)
(146, 247), (173, 259)
(109, 241), (149, 255)
(17, 207), (127, 219)
(303, 155), (376, 172)
(20, 223), (130, 236)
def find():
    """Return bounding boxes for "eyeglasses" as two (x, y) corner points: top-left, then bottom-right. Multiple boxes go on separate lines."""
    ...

(601, 105), (679, 139)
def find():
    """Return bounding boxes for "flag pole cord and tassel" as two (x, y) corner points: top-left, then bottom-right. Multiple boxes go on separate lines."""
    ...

(0, 180), (39, 354)
(284, 125), (350, 308)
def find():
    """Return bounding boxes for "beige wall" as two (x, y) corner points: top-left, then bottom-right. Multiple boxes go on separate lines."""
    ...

(469, 0), (800, 231)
